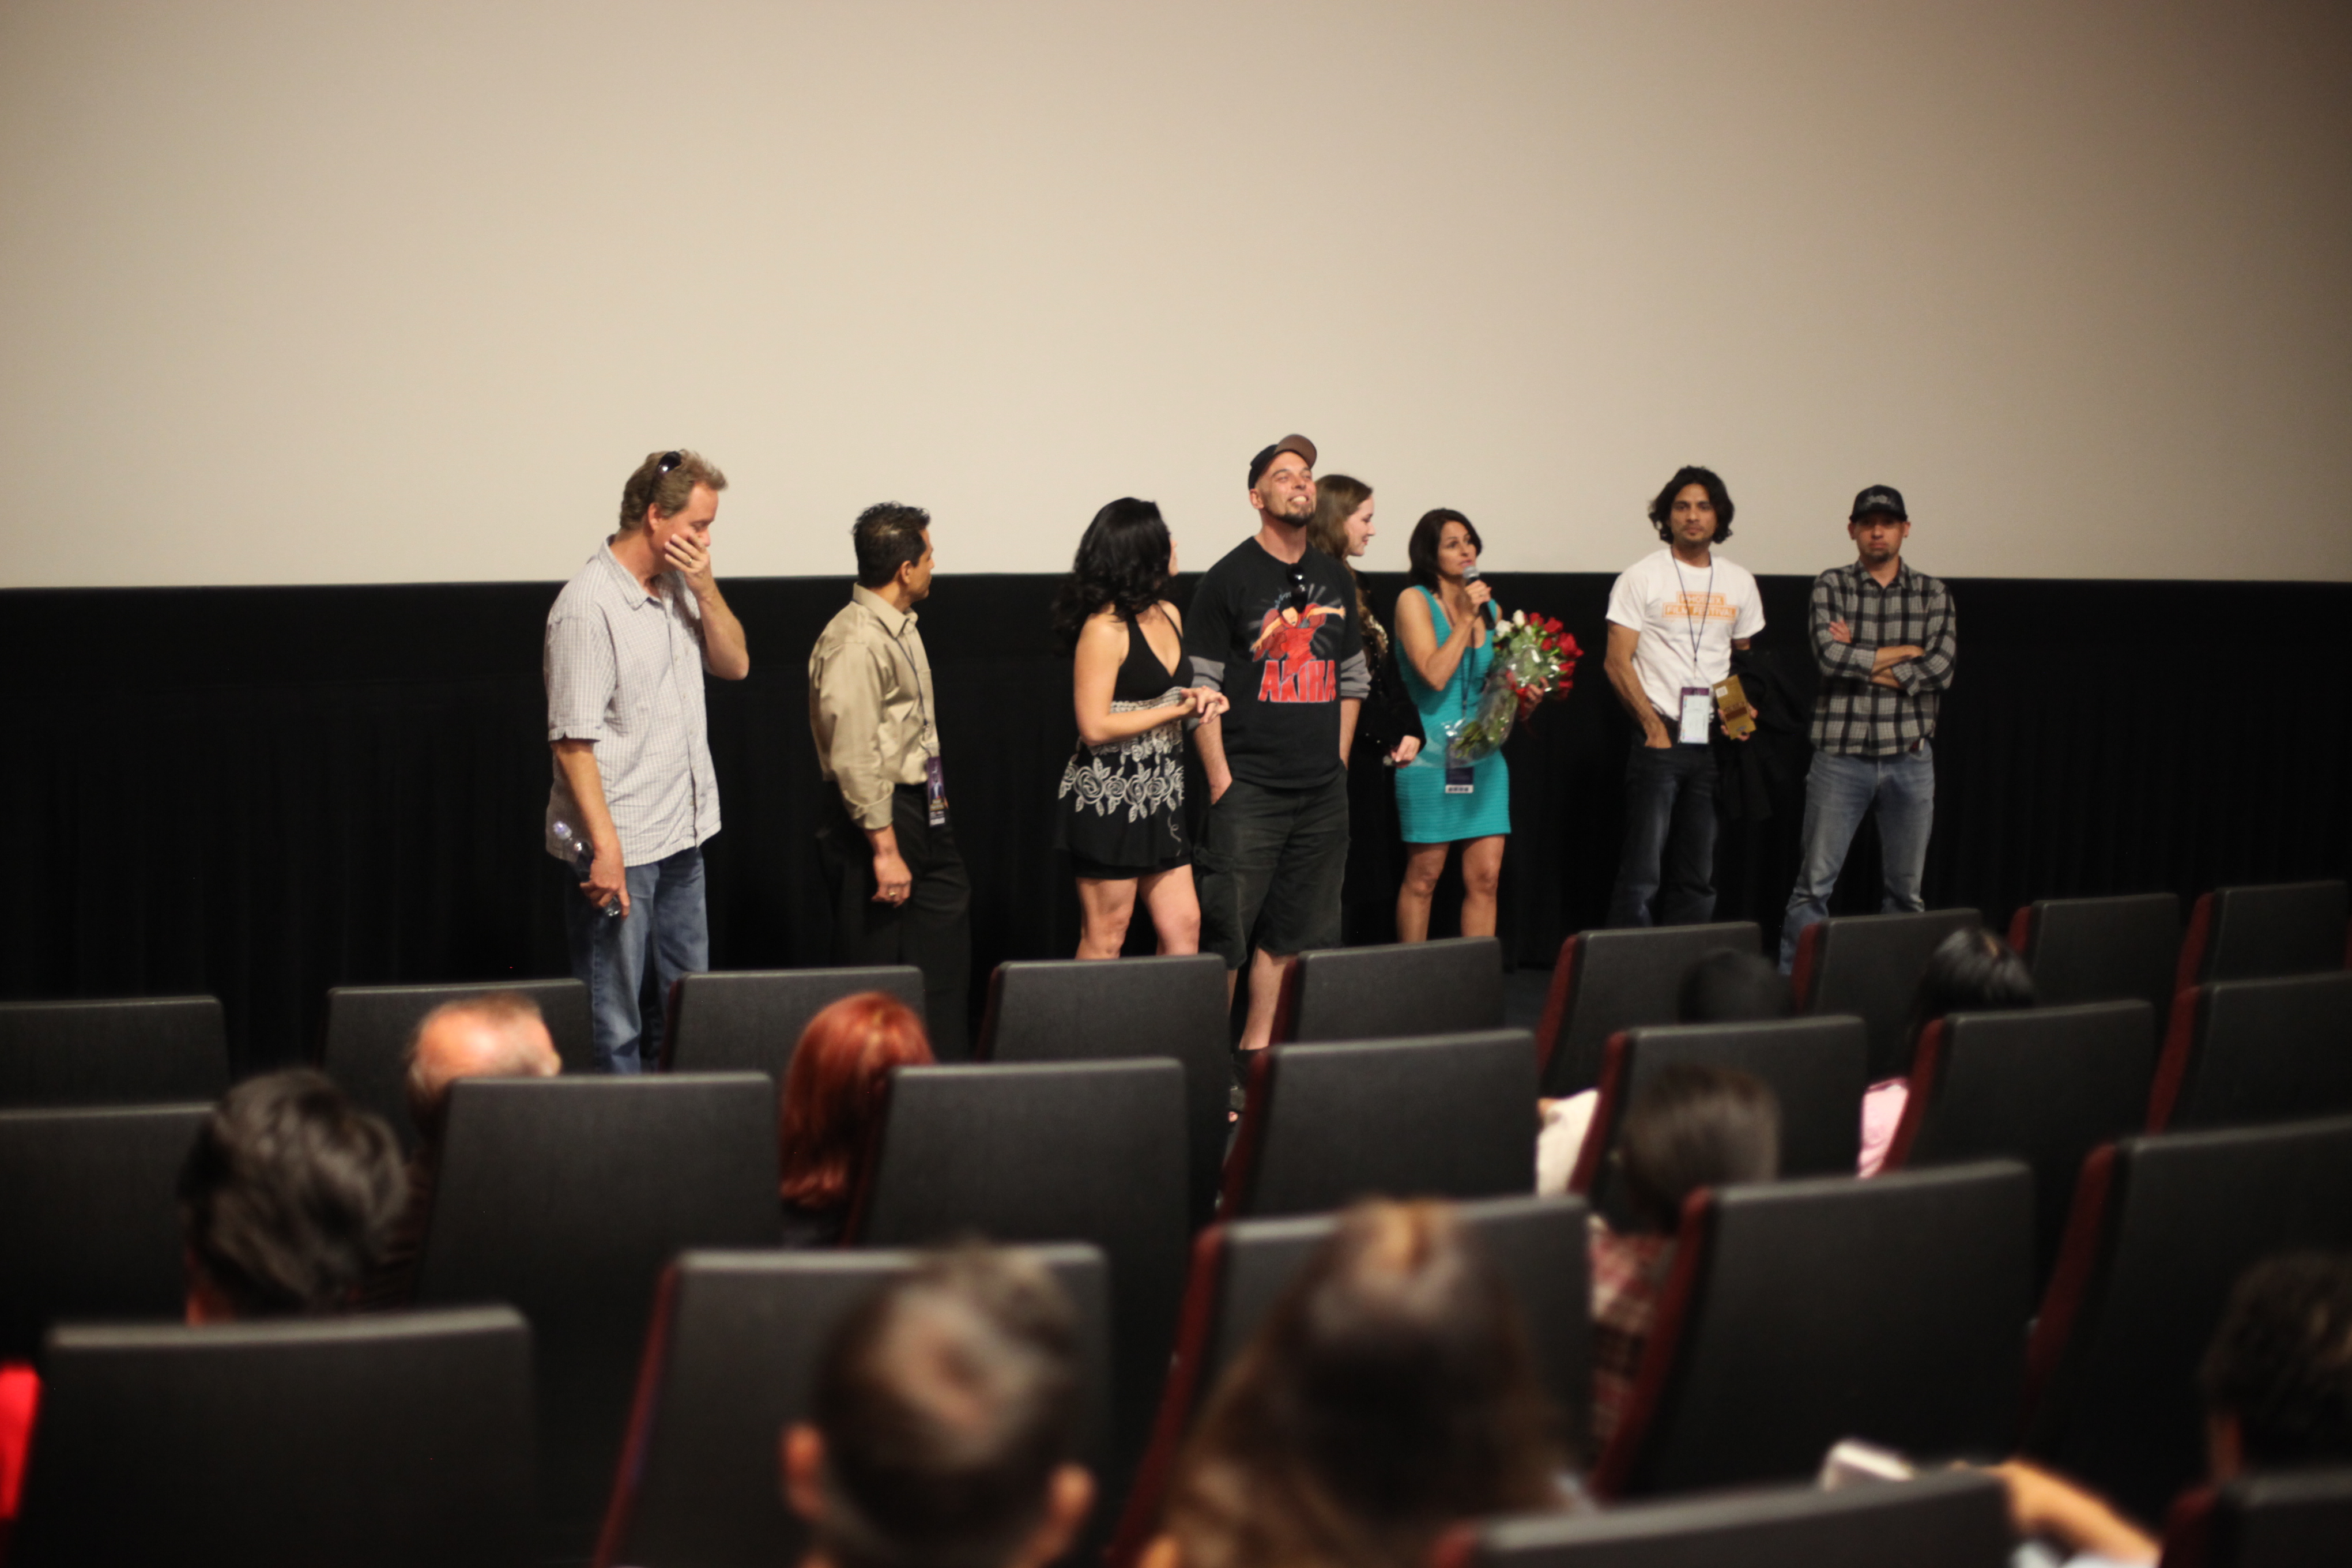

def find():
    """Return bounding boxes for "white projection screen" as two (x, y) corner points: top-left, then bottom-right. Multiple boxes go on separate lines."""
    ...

(2, 0), (2347, 588)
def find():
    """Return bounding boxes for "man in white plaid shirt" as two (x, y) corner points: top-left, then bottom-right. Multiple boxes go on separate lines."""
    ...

(544, 449), (751, 1072)
(1778, 484), (1957, 970)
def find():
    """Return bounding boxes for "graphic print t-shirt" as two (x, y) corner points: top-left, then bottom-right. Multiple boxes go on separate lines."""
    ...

(1604, 547), (1766, 719)
(1186, 537), (1370, 790)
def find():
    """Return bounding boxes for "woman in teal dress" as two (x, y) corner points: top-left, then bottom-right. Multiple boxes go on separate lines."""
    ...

(1393, 508), (1510, 942)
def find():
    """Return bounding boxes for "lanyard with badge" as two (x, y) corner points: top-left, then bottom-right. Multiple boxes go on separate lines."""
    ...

(1442, 593), (1482, 793)
(883, 623), (949, 827)
(1671, 557), (1716, 744)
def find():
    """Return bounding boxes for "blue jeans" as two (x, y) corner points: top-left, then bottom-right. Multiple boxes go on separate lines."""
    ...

(1778, 745), (1936, 968)
(1607, 742), (1720, 928)
(563, 845), (710, 1074)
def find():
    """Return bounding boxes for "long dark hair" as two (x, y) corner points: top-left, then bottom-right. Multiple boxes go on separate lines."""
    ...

(1647, 466), (1735, 543)
(1050, 497), (1172, 650)
(1161, 1200), (1569, 1568)
(1406, 509), (1480, 593)
(1308, 474), (1386, 660)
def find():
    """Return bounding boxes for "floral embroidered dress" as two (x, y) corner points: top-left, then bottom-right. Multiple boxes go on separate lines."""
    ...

(1056, 608), (1195, 879)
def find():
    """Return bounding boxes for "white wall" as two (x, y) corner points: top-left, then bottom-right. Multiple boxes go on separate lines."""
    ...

(2, 0), (2346, 587)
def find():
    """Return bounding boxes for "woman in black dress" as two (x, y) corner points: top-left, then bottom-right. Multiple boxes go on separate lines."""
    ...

(1052, 498), (1232, 958)
(1307, 474), (1425, 943)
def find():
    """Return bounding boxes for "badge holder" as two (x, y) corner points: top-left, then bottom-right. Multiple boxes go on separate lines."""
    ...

(1678, 687), (1712, 745)
(1439, 722), (1476, 794)
(924, 755), (949, 827)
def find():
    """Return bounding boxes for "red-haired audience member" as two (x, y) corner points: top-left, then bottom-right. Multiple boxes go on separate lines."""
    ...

(779, 992), (934, 1247)
(1989, 1249), (2352, 1564)
(783, 1245), (1093, 1568)
(1142, 1200), (1578, 1568)
(364, 992), (561, 1308)
(1537, 948), (1790, 1194)
(0, 1071), (406, 1527)
(1860, 926), (2034, 1176)
(1589, 1065), (1780, 1451)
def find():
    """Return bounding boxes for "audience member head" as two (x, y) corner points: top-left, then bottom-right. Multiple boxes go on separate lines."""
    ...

(1675, 949), (1793, 1024)
(403, 990), (561, 1146)
(616, 447), (728, 533)
(1306, 475), (1384, 657)
(1646, 465), (1733, 544)
(1906, 926), (2036, 1047)
(783, 1245), (1092, 1568)
(1616, 1064), (1781, 1234)
(176, 1069), (405, 1322)
(1050, 497), (1174, 649)
(780, 992), (934, 1212)
(2200, 1250), (2352, 1477)
(1158, 1200), (1566, 1568)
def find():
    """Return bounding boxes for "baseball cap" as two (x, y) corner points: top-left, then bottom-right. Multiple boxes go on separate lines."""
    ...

(1850, 484), (1908, 521)
(1247, 434), (1318, 490)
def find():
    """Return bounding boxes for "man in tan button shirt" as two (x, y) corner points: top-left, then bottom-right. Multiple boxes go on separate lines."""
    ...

(808, 503), (972, 1058)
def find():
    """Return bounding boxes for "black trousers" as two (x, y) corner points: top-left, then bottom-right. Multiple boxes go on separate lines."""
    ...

(820, 784), (973, 1060)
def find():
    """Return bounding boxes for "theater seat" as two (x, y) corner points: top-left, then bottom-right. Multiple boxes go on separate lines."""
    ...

(977, 955), (1230, 1228)
(2176, 880), (2349, 990)
(2020, 1115), (2352, 1525)
(1271, 936), (1503, 1043)
(1221, 1031), (1537, 1220)
(12, 1307), (533, 1568)
(1110, 1195), (1592, 1568)
(0, 996), (227, 1109)
(1438, 1471), (2011, 1568)
(1883, 1000), (2156, 1282)
(412, 1072), (778, 1559)
(2160, 1467), (2352, 1568)
(660, 964), (926, 1079)
(0, 1102), (209, 1360)
(1791, 909), (1984, 1081)
(847, 1059), (1188, 1498)
(319, 978), (592, 1152)
(594, 1245), (1112, 1568)
(1594, 1160), (2032, 1499)
(2008, 892), (2180, 1026)
(1535, 922), (1766, 1097)
(1568, 1017), (1867, 1229)
(2147, 972), (2352, 1132)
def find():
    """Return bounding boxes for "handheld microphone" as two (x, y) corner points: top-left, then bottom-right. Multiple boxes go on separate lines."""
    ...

(1462, 564), (1498, 628)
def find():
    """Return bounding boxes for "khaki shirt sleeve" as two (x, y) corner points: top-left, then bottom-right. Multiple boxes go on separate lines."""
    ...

(812, 636), (901, 831)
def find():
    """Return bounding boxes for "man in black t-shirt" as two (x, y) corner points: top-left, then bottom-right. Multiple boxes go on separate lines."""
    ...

(1186, 433), (1371, 1056)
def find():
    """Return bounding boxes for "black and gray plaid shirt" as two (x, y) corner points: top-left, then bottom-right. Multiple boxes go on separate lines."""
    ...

(1807, 560), (1956, 757)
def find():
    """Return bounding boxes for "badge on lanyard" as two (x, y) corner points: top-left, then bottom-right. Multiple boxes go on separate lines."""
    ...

(1445, 755), (1476, 795)
(1679, 687), (1712, 745)
(924, 755), (949, 827)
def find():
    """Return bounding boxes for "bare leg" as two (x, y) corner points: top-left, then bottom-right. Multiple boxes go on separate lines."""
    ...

(1396, 841), (1450, 944)
(1237, 947), (1294, 1053)
(1139, 865), (1201, 955)
(1074, 876), (1139, 960)
(1458, 834), (1506, 938)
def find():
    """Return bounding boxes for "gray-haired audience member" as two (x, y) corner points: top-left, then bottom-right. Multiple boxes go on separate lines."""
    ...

(178, 1069), (406, 1322)
(783, 1246), (1093, 1568)
(363, 992), (562, 1308)
(1992, 1249), (2352, 1564)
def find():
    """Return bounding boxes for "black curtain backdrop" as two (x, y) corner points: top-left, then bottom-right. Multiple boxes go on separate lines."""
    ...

(5, 572), (2347, 1076)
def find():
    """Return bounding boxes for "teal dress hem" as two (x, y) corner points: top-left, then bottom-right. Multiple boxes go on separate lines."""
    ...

(1394, 586), (1512, 844)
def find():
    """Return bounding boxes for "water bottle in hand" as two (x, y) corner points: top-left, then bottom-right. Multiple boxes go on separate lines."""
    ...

(552, 820), (623, 920)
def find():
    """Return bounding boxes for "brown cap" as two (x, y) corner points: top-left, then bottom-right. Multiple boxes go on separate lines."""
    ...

(1247, 434), (1318, 490)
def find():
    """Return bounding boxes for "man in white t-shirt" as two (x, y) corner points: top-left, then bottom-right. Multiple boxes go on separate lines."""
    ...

(1601, 466), (1765, 926)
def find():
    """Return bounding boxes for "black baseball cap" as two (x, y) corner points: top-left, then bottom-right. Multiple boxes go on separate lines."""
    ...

(1850, 485), (1908, 521)
(1247, 433), (1318, 490)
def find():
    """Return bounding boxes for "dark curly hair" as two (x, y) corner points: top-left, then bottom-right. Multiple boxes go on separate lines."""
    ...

(2200, 1250), (2352, 1468)
(1647, 466), (1734, 544)
(1050, 497), (1173, 650)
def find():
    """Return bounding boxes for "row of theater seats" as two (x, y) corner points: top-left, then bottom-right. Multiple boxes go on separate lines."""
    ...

(12, 1115), (2352, 1565)
(2, 878), (2347, 1562)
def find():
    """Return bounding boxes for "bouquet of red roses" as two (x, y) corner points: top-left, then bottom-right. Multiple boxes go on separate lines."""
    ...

(1445, 609), (1583, 764)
